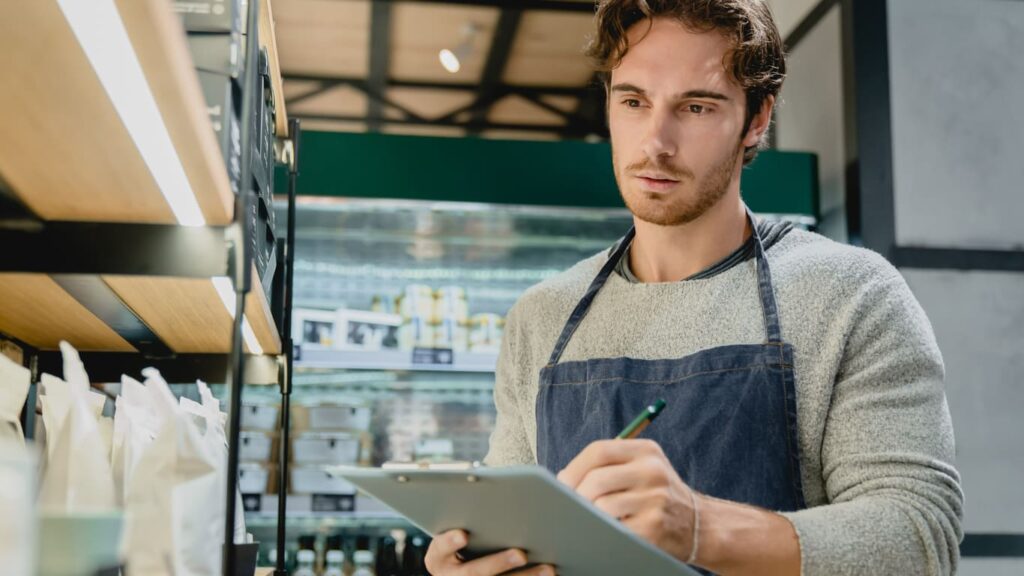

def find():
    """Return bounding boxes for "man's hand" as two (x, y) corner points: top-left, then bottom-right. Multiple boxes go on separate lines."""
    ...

(424, 529), (556, 576)
(556, 439), (699, 565)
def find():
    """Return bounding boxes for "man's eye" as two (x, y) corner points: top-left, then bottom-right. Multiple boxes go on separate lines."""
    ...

(688, 104), (709, 114)
(623, 99), (642, 108)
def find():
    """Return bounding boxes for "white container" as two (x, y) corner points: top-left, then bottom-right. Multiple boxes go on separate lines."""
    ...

(414, 438), (455, 462)
(238, 462), (270, 494)
(240, 402), (279, 431)
(239, 431), (273, 461)
(434, 316), (469, 352)
(292, 432), (360, 465)
(469, 313), (504, 352)
(399, 285), (434, 320)
(290, 465), (357, 495)
(398, 316), (434, 350)
(0, 441), (36, 576)
(307, 403), (372, 432)
(434, 286), (468, 323)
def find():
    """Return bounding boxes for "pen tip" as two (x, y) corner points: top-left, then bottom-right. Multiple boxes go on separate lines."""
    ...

(653, 398), (666, 413)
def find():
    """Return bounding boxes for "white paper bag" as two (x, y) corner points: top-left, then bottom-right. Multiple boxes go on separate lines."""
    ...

(36, 340), (116, 510)
(0, 353), (30, 442)
(122, 369), (222, 576)
(111, 376), (155, 506)
(187, 379), (246, 541)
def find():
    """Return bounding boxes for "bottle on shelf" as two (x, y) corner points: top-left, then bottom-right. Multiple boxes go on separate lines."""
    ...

(294, 549), (317, 576)
(351, 549), (375, 576)
(401, 534), (430, 576)
(323, 549), (345, 576)
(375, 536), (401, 576)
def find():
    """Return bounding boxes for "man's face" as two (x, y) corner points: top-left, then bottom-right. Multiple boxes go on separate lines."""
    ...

(608, 18), (752, 227)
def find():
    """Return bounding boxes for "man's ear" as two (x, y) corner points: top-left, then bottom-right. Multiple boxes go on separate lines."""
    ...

(743, 94), (775, 148)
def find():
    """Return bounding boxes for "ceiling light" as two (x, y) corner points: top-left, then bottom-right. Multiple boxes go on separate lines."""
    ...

(439, 48), (463, 74)
(212, 277), (264, 355)
(57, 0), (206, 226)
(439, 23), (480, 75)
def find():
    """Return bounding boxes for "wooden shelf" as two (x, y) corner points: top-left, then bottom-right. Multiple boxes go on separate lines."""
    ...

(0, 265), (281, 356)
(0, 0), (233, 225)
(0, 274), (135, 352)
(0, 2), (286, 356)
(260, 0), (290, 138)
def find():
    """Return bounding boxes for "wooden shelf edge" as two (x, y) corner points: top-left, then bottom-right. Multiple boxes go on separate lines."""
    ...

(260, 0), (289, 138)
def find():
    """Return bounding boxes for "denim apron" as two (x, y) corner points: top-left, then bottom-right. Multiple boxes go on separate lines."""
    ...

(536, 213), (807, 531)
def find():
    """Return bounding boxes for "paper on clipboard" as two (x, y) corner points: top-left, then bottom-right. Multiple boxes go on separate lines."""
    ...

(327, 465), (701, 576)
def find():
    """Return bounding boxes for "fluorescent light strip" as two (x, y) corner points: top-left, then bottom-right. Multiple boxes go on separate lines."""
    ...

(57, 0), (205, 226)
(212, 277), (264, 355)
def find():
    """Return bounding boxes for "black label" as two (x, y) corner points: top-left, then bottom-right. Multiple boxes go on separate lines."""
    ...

(242, 493), (262, 513)
(412, 347), (454, 366)
(311, 493), (355, 513)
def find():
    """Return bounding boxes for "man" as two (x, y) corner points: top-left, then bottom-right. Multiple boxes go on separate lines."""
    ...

(426, 1), (963, 574)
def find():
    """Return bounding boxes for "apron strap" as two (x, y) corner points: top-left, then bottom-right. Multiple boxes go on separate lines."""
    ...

(545, 227), (634, 367)
(747, 208), (784, 344)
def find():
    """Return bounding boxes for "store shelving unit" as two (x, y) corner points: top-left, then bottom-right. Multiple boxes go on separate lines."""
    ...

(0, 1), (298, 575)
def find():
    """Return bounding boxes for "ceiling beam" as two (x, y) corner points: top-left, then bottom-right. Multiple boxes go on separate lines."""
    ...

(467, 8), (523, 135)
(286, 80), (344, 107)
(369, 0), (595, 13)
(293, 113), (587, 137)
(283, 73), (588, 97)
(367, 0), (392, 130)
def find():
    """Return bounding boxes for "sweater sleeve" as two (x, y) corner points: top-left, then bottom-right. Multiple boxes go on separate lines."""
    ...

(484, 302), (535, 467)
(781, 263), (964, 575)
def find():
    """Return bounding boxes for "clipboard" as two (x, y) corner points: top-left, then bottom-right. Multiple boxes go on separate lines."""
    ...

(327, 465), (701, 575)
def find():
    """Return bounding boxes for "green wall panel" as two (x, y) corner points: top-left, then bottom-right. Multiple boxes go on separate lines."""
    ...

(275, 131), (818, 218)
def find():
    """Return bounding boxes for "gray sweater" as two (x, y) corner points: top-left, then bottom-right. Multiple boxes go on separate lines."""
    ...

(484, 226), (964, 575)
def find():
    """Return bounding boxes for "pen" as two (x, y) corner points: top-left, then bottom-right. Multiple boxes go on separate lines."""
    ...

(616, 399), (667, 439)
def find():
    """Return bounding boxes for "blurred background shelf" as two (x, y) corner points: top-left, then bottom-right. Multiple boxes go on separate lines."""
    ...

(295, 348), (498, 373)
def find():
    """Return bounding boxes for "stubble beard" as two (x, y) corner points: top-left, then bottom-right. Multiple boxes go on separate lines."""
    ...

(615, 142), (741, 227)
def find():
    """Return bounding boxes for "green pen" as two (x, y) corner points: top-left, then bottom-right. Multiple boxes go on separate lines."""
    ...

(616, 399), (668, 439)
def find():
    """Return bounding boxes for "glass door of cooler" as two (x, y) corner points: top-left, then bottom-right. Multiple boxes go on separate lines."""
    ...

(240, 198), (633, 566)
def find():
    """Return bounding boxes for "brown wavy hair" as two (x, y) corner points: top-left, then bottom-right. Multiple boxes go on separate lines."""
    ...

(587, 0), (785, 165)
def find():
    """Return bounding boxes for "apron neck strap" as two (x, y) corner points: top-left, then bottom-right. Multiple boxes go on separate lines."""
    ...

(544, 227), (633, 367)
(747, 207), (784, 343)
(545, 208), (784, 367)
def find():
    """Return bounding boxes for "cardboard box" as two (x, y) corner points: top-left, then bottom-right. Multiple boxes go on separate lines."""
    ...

(305, 403), (372, 432)
(292, 432), (361, 465)
(239, 462), (272, 494)
(240, 402), (279, 431)
(240, 430), (276, 462)
(290, 465), (357, 495)
(174, 0), (241, 33)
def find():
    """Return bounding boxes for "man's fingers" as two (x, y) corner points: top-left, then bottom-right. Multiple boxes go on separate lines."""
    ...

(424, 530), (468, 573)
(508, 564), (557, 576)
(557, 439), (661, 489)
(575, 460), (656, 502)
(456, 548), (528, 576)
(592, 488), (658, 519)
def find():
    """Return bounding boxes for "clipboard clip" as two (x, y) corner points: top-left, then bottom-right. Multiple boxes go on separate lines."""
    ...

(382, 460), (485, 484)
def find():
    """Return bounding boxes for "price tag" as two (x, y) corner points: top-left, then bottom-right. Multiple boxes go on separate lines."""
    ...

(412, 347), (454, 366)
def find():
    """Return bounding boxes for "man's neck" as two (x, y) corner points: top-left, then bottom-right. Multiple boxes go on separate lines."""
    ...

(629, 194), (751, 283)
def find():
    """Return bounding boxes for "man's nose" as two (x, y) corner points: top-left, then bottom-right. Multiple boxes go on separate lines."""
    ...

(640, 109), (678, 161)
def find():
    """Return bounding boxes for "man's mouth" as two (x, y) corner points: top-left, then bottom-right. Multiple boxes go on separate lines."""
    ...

(635, 172), (681, 192)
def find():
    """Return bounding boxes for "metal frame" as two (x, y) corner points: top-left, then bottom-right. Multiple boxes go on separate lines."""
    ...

(274, 117), (301, 576)
(366, 2), (392, 131)
(465, 7), (522, 135)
